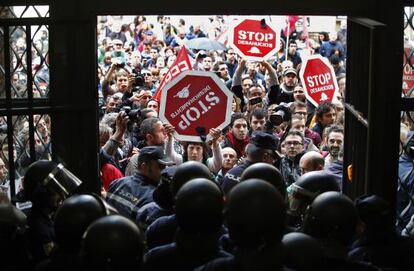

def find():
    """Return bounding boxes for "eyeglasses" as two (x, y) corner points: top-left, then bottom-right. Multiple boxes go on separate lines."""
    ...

(293, 90), (304, 93)
(143, 73), (152, 76)
(114, 44), (123, 47)
(294, 112), (307, 116)
(285, 141), (303, 146)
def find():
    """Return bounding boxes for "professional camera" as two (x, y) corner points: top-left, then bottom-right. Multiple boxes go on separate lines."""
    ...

(270, 104), (291, 126)
(133, 73), (144, 87)
(121, 106), (142, 123)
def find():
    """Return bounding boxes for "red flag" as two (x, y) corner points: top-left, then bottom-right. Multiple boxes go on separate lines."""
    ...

(283, 15), (299, 39)
(153, 46), (192, 102)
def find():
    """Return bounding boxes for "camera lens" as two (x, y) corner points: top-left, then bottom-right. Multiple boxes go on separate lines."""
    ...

(270, 110), (285, 126)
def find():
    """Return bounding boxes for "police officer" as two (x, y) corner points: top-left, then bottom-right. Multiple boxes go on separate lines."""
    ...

(106, 146), (174, 220)
(302, 192), (381, 271)
(81, 215), (144, 270)
(144, 178), (230, 271)
(287, 171), (340, 230)
(221, 131), (280, 195)
(23, 160), (82, 265)
(349, 194), (414, 271)
(36, 194), (113, 271)
(198, 179), (286, 271)
(136, 167), (176, 231)
(0, 203), (30, 270)
(145, 161), (213, 249)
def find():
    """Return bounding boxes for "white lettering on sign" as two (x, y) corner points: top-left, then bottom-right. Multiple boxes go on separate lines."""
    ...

(178, 92), (220, 130)
(238, 31), (274, 42)
(309, 85), (334, 94)
(237, 30), (274, 49)
(306, 73), (332, 88)
(170, 85), (212, 119)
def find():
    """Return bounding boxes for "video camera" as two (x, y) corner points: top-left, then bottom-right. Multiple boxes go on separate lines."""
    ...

(269, 104), (291, 126)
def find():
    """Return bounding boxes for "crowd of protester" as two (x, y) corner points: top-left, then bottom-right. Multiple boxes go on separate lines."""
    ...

(3, 14), (414, 271)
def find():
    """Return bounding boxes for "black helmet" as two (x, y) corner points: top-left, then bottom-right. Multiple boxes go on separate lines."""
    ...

(23, 160), (58, 201)
(282, 232), (323, 271)
(289, 171), (340, 216)
(54, 194), (112, 250)
(227, 179), (286, 249)
(302, 191), (357, 246)
(171, 161), (212, 196)
(23, 160), (82, 203)
(240, 162), (286, 197)
(82, 215), (144, 269)
(175, 178), (223, 235)
(355, 194), (393, 232)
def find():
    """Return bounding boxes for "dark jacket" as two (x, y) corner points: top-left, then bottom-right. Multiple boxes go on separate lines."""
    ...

(397, 153), (414, 233)
(221, 160), (253, 195)
(106, 173), (157, 220)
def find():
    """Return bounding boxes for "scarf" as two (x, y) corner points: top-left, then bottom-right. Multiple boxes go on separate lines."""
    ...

(226, 130), (249, 157)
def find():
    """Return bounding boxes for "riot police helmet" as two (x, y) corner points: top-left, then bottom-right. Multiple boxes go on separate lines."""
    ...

(282, 232), (323, 270)
(54, 194), (111, 250)
(240, 162), (286, 197)
(289, 171), (340, 217)
(23, 160), (82, 204)
(175, 178), (223, 235)
(302, 191), (358, 246)
(226, 178), (286, 249)
(82, 215), (144, 269)
(171, 161), (213, 196)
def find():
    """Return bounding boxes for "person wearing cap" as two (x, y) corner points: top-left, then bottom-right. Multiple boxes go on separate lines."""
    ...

(106, 145), (174, 220)
(221, 131), (280, 195)
(271, 67), (298, 105)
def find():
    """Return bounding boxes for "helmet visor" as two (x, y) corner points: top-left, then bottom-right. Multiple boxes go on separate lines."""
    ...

(43, 164), (82, 199)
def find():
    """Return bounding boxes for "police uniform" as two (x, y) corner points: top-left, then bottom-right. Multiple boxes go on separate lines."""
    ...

(220, 160), (253, 195)
(106, 174), (157, 220)
(106, 146), (174, 220)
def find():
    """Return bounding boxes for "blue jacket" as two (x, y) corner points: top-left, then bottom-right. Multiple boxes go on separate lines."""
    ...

(106, 174), (156, 220)
(221, 160), (253, 195)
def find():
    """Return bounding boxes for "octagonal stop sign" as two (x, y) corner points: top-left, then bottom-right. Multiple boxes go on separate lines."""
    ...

(159, 70), (233, 142)
(228, 19), (280, 61)
(300, 55), (339, 107)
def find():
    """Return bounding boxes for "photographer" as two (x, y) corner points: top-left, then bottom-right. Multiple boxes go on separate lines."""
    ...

(122, 86), (153, 110)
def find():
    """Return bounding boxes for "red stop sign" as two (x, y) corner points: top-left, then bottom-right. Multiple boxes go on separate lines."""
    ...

(228, 19), (280, 61)
(299, 55), (339, 107)
(159, 70), (233, 142)
(403, 46), (414, 94)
